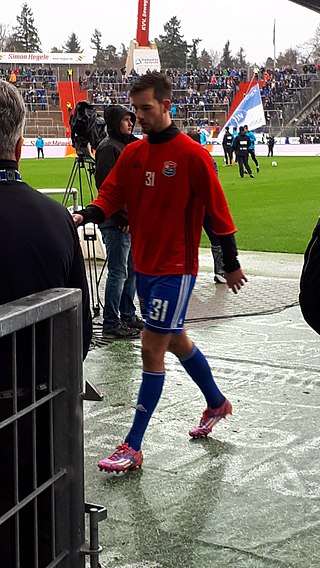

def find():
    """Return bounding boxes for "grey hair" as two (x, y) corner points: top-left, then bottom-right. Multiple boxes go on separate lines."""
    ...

(0, 80), (26, 158)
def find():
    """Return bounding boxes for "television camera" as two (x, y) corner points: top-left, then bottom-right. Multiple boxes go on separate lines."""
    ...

(69, 101), (106, 159)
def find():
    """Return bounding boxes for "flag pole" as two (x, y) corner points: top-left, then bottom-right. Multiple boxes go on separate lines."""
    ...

(273, 19), (276, 69)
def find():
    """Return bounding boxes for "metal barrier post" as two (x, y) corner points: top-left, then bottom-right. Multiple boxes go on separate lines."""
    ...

(0, 289), (106, 567)
(39, 188), (79, 211)
(81, 504), (108, 568)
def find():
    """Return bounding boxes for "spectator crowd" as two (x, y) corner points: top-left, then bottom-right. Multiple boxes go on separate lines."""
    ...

(0, 61), (319, 139)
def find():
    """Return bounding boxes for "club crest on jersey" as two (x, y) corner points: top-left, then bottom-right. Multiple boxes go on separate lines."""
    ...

(162, 161), (177, 177)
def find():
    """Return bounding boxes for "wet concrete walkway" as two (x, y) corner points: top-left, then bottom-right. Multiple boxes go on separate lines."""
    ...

(83, 250), (320, 568)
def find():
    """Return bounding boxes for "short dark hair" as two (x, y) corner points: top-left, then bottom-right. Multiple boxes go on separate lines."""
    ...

(129, 71), (172, 103)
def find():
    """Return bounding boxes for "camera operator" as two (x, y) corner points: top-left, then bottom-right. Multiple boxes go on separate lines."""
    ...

(95, 105), (143, 339)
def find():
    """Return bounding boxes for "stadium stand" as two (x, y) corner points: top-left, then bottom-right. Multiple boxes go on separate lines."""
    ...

(0, 66), (66, 137)
(86, 67), (247, 130)
(0, 63), (319, 140)
(260, 66), (320, 135)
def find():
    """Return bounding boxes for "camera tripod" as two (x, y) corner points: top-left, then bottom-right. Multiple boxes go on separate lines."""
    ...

(62, 155), (103, 318)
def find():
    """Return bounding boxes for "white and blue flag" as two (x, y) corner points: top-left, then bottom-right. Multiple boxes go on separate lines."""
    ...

(218, 84), (266, 142)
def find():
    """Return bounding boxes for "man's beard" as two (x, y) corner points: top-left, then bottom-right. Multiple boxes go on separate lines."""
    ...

(140, 123), (152, 134)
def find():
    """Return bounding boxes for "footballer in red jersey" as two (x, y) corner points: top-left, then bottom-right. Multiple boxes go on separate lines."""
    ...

(73, 72), (247, 473)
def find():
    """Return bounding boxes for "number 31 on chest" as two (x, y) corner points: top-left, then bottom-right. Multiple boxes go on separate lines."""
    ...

(145, 171), (155, 186)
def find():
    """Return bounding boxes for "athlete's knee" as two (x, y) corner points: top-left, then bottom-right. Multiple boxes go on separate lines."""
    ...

(168, 332), (193, 358)
(141, 333), (167, 371)
(141, 344), (165, 370)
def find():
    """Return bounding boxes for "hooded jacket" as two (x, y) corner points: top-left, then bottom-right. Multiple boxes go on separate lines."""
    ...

(95, 105), (137, 229)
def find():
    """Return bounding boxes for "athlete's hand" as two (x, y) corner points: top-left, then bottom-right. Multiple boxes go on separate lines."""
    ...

(72, 213), (83, 226)
(225, 268), (248, 294)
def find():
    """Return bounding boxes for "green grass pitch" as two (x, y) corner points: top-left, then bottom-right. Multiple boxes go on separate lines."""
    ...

(20, 155), (319, 254)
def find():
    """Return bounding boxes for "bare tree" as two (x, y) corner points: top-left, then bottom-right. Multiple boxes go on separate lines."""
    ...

(276, 48), (299, 68)
(208, 48), (221, 68)
(0, 23), (11, 51)
(298, 23), (320, 64)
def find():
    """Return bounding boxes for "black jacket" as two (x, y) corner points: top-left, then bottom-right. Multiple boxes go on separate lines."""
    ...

(0, 160), (92, 389)
(222, 132), (233, 147)
(268, 137), (275, 148)
(233, 132), (250, 156)
(95, 105), (138, 229)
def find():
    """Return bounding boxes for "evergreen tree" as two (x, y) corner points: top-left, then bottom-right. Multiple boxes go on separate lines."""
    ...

(233, 47), (248, 68)
(63, 32), (82, 53)
(219, 40), (234, 69)
(104, 45), (119, 66)
(155, 16), (188, 68)
(189, 38), (201, 69)
(199, 48), (212, 69)
(11, 3), (41, 52)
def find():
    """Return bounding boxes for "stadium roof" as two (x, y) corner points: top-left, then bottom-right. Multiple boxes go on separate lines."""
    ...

(288, 0), (320, 13)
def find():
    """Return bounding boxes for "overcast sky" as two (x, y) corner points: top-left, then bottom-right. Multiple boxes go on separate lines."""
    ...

(2, 1), (319, 65)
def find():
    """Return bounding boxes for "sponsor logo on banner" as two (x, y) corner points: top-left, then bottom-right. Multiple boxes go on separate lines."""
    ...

(133, 48), (160, 74)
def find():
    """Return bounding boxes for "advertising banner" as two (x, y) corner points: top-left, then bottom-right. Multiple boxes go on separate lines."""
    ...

(133, 48), (160, 75)
(136, 0), (150, 46)
(0, 52), (93, 64)
(22, 138), (73, 159)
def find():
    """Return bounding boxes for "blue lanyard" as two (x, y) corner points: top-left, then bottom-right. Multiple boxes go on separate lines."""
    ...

(0, 169), (22, 182)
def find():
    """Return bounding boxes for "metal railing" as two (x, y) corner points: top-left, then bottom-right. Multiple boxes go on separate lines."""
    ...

(0, 289), (106, 567)
(24, 125), (66, 137)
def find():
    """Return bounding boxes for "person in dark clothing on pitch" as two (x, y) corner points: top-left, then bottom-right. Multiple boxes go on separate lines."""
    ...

(222, 126), (233, 166)
(233, 126), (254, 179)
(231, 126), (238, 163)
(95, 105), (143, 339)
(0, 80), (92, 567)
(244, 125), (259, 173)
(267, 135), (275, 156)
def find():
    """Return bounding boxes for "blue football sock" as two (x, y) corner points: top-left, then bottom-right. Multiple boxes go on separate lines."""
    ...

(179, 344), (225, 408)
(125, 371), (165, 451)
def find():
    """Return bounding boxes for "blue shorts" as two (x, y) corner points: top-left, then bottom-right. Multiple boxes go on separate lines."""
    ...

(136, 273), (196, 334)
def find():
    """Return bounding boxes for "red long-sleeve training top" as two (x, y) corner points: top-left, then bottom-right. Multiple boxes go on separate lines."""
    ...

(93, 131), (236, 276)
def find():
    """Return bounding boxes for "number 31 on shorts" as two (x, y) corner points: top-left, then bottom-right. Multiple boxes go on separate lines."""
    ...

(149, 298), (169, 322)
